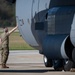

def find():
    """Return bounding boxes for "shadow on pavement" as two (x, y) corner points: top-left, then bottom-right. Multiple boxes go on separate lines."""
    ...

(0, 69), (56, 73)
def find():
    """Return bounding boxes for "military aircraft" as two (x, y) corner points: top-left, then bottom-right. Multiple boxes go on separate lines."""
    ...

(7, 0), (75, 71)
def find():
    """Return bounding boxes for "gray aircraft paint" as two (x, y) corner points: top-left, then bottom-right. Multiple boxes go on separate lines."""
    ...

(70, 14), (75, 47)
(16, 0), (50, 46)
(61, 36), (69, 59)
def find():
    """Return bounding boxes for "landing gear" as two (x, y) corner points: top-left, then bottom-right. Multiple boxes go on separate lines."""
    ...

(72, 48), (75, 63)
(64, 60), (73, 71)
(64, 48), (75, 71)
(53, 60), (65, 71)
(43, 56), (52, 67)
(43, 56), (65, 71)
(43, 55), (75, 71)
(64, 60), (75, 71)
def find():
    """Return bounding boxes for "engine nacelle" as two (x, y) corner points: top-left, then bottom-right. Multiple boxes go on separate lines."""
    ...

(70, 14), (75, 62)
(43, 35), (74, 60)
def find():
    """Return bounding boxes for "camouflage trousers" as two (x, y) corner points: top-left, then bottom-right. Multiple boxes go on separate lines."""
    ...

(1, 47), (9, 65)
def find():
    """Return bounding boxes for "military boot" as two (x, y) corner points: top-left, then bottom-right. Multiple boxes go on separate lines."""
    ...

(2, 64), (9, 68)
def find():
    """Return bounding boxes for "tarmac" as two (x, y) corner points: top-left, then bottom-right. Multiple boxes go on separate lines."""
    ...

(0, 50), (75, 75)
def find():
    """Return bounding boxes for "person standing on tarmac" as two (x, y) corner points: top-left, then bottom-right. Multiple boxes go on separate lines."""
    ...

(0, 25), (18, 68)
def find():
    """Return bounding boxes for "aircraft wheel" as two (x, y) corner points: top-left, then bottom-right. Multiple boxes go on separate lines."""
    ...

(64, 60), (73, 71)
(53, 60), (65, 71)
(43, 56), (52, 67)
(72, 48), (75, 63)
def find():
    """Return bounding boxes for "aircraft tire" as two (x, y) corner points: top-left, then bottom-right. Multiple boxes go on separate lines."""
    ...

(43, 55), (52, 67)
(53, 60), (64, 71)
(64, 60), (73, 71)
(72, 48), (75, 63)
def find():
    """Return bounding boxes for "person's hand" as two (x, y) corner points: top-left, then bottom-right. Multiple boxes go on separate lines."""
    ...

(16, 24), (18, 28)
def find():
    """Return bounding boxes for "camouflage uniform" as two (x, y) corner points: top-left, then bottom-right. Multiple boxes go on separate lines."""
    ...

(0, 32), (9, 66)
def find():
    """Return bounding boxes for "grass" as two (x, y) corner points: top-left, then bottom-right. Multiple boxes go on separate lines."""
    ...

(0, 32), (34, 50)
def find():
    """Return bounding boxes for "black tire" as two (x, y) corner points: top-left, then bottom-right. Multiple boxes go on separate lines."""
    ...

(72, 49), (75, 63)
(43, 55), (52, 67)
(53, 60), (65, 71)
(64, 48), (75, 71)
(64, 60), (73, 71)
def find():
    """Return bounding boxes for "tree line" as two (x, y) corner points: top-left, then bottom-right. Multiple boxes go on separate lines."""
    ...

(0, 0), (16, 27)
